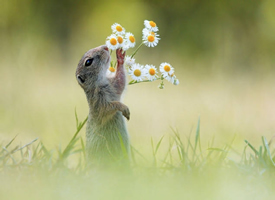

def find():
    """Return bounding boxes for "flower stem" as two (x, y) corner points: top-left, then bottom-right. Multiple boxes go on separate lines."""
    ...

(128, 78), (161, 85)
(131, 42), (144, 58)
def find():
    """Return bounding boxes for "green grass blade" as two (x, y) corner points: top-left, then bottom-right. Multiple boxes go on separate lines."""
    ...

(0, 135), (18, 155)
(130, 146), (148, 162)
(155, 135), (164, 155)
(32, 142), (41, 159)
(207, 148), (228, 152)
(2, 147), (17, 165)
(118, 132), (128, 158)
(62, 116), (88, 158)
(151, 137), (154, 154)
(62, 138), (79, 159)
(80, 137), (86, 164)
(151, 137), (157, 167)
(130, 145), (137, 165)
(71, 149), (83, 155)
(4, 135), (17, 149)
(75, 108), (79, 130)
(262, 136), (275, 166)
(193, 116), (200, 161)
(161, 138), (174, 168)
(244, 140), (259, 156)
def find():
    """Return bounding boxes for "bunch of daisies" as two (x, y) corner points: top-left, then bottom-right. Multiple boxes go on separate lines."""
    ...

(106, 23), (136, 51)
(105, 20), (179, 89)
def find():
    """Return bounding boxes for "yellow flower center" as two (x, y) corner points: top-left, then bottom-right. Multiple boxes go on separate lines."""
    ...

(129, 35), (135, 43)
(117, 36), (123, 44)
(149, 68), (155, 76)
(109, 67), (115, 72)
(110, 38), (117, 45)
(164, 65), (171, 72)
(149, 21), (156, 27)
(150, 31), (155, 36)
(116, 25), (123, 32)
(169, 73), (174, 77)
(147, 35), (155, 42)
(134, 69), (141, 77)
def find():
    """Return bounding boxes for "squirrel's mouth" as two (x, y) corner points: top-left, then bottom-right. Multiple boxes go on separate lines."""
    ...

(77, 75), (85, 84)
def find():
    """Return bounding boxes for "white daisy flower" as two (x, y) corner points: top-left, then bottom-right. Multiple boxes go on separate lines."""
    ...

(116, 35), (125, 48)
(125, 32), (136, 48)
(142, 28), (159, 38)
(145, 64), (158, 81)
(106, 34), (119, 50)
(159, 62), (174, 77)
(165, 72), (177, 84)
(125, 55), (135, 67)
(122, 44), (130, 51)
(143, 33), (160, 47)
(144, 20), (159, 32)
(128, 63), (146, 82)
(106, 66), (116, 76)
(111, 23), (125, 35)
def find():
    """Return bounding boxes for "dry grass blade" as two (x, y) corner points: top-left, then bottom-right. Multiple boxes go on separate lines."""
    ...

(12, 138), (39, 154)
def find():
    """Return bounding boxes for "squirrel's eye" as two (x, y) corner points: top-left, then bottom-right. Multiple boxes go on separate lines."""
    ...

(85, 58), (94, 66)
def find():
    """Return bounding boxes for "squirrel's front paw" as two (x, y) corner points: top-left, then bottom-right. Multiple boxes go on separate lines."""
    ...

(122, 106), (130, 120)
(116, 48), (125, 64)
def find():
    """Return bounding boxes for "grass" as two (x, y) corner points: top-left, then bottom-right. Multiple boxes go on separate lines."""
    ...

(1, 114), (275, 200)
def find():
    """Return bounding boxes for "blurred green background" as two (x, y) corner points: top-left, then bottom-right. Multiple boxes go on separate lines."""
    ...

(1, 0), (275, 152)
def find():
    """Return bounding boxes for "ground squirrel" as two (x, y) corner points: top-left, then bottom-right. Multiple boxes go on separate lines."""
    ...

(76, 45), (130, 165)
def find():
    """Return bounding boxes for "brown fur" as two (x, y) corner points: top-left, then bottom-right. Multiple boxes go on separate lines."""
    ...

(75, 45), (130, 165)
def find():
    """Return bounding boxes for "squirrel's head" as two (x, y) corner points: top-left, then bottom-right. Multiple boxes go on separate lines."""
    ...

(76, 45), (110, 90)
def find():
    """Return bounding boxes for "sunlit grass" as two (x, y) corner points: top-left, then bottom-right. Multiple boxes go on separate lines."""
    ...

(1, 114), (275, 199)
